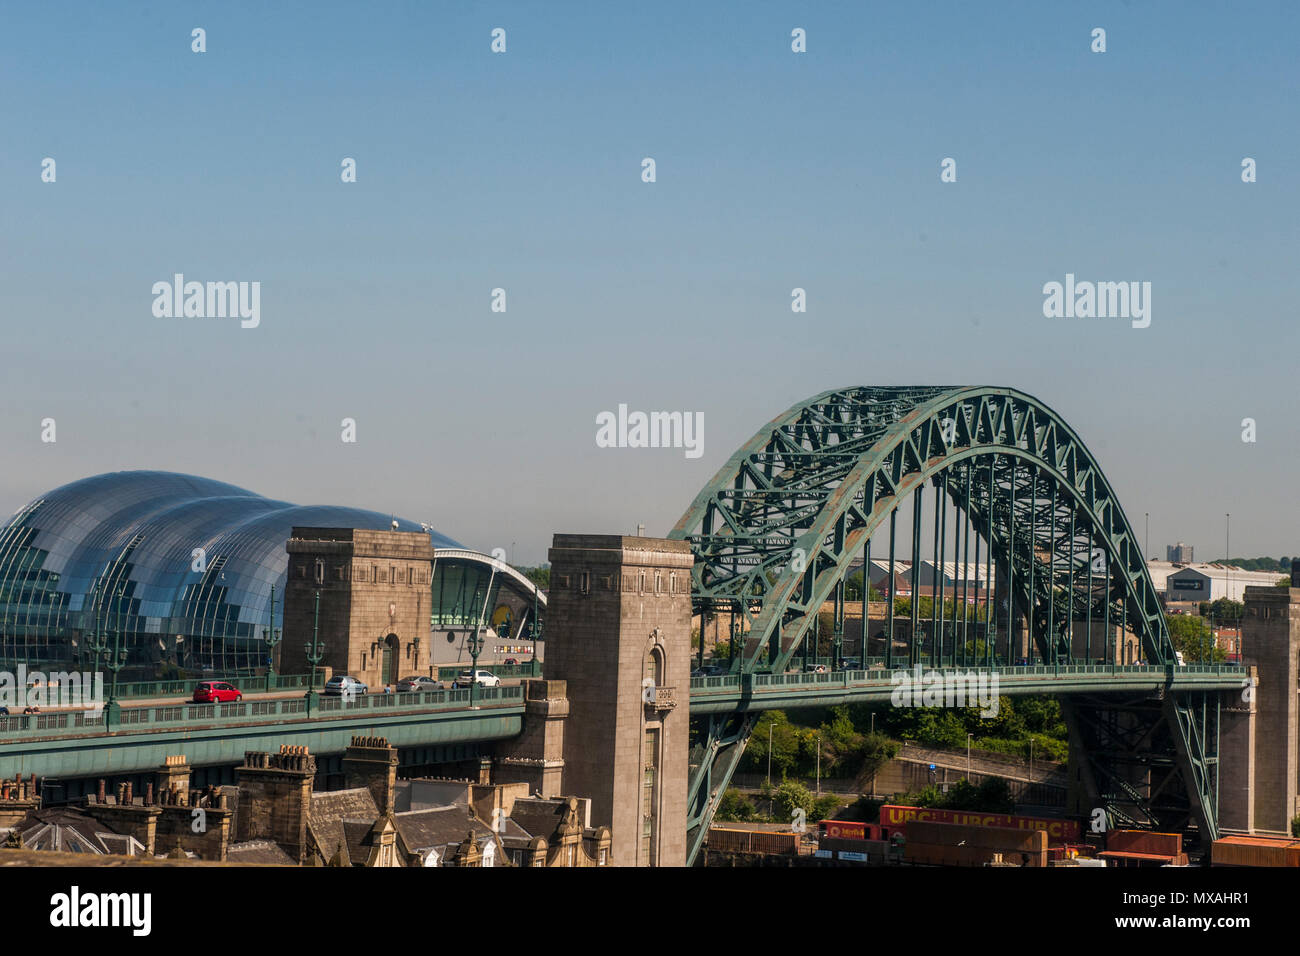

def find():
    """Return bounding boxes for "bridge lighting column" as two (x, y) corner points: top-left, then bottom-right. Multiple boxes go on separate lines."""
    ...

(304, 590), (324, 716)
(262, 585), (282, 692)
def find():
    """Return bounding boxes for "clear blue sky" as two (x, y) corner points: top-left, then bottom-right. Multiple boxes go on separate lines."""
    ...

(1, 1), (1296, 565)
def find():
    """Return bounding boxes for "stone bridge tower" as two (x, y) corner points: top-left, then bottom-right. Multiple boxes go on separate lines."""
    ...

(543, 534), (693, 866)
(281, 527), (435, 689)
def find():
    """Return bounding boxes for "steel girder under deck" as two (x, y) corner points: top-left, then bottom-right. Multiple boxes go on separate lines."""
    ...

(671, 387), (1224, 865)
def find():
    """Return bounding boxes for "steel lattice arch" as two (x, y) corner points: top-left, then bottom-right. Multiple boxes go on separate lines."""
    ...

(671, 386), (1230, 864)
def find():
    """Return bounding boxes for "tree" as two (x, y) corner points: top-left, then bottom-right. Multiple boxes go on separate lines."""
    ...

(519, 565), (550, 589)
(812, 794), (842, 821)
(743, 711), (802, 777)
(1166, 614), (1223, 663)
(715, 788), (757, 822)
(772, 780), (816, 826)
(1199, 598), (1243, 623)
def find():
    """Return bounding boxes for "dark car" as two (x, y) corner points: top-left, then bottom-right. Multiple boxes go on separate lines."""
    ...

(395, 675), (441, 693)
(193, 680), (242, 703)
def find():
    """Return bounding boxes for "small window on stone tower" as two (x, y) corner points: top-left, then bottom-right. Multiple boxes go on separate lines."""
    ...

(314, 559), (325, 585)
(670, 572), (676, 594)
(639, 572), (646, 593)
(580, 571), (591, 595)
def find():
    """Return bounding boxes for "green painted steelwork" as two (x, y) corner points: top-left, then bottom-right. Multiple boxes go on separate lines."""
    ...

(686, 664), (1244, 714)
(0, 687), (524, 780)
(671, 386), (1235, 864)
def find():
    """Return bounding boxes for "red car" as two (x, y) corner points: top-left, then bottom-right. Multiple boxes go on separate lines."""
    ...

(192, 680), (242, 703)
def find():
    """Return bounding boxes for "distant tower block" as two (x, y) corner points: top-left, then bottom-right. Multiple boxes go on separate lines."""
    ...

(544, 534), (693, 867)
(282, 528), (434, 690)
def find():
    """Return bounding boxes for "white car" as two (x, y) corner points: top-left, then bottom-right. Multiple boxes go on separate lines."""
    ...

(454, 670), (501, 688)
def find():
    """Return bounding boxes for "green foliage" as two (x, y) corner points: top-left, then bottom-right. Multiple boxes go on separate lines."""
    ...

(843, 571), (884, 602)
(1292, 815), (1300, 839)
(519, 565), (550, 589)
(856, 695), (1067, 756)
(1166, 614), (1225, 662)
(745, 711), (804, 778)
(812, 794), (843, 821)
(893, 777), (1014, 814)
(772, 780), (816, 824)
(715, 788), (757, 823)
(1210, 556), (1291, 573)
(1198, 598), (1243, 623)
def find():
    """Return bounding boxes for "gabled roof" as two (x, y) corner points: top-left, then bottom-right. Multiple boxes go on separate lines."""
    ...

(308, 787), (380, 863)
(392, 805), (492, 852)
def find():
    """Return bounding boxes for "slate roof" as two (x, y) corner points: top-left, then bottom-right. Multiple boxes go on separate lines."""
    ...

(308, 787), (380, 862)
(392, 805), (489, 853)
(226, 839), (296, 866)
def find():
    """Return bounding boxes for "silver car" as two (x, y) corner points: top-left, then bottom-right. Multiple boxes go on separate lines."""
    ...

(323, 675), (368, 697)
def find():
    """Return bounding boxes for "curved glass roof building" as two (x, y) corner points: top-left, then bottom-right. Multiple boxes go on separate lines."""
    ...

(0, 471), (541, 675)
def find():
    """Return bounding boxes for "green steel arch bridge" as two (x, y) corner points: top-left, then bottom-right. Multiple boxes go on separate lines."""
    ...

(670, 386), (1243, 865)
(0, 386), (1247, 865)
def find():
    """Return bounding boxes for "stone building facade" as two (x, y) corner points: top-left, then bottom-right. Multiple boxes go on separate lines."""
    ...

(281, 528), (436, 689)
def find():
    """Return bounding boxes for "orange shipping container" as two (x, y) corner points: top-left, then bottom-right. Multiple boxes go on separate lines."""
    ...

(1211, 835), (1300, 867)
(1105, 830), (1182, 857)
(707, 827), (799, 856)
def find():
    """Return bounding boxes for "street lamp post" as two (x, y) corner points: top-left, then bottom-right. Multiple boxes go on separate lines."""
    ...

(262, 585), (282, 693)
(466, 628), (484, 709)
(304, 590), (325, 716)
(95, 584), (130, 727)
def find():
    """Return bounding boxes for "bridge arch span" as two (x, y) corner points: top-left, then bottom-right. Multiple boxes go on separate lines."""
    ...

(672, 387), (1221, 863)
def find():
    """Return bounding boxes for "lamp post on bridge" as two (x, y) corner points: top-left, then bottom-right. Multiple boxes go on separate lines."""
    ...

(262, 585), (282, 693)
(466, 628), (484, 710)
(304, 589), (325, 717)
(85, 583), (128, 728)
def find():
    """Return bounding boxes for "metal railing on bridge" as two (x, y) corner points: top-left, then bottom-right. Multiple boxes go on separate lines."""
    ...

(0, 684), (525, 739)
(688, 662), (1245, 692)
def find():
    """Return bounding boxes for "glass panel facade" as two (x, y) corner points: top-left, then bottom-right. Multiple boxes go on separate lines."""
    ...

(0, 471), (465, 676)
